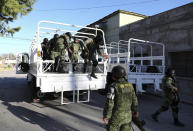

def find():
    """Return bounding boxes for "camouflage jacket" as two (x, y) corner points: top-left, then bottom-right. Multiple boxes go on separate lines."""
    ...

(48, 38), (57, 52)
(84, 38), (102, 56)
(70, 41), (81, 54)
(162, 76), (177, 97)
(56, 34), (71, 51)
(103, 78), (138, 122)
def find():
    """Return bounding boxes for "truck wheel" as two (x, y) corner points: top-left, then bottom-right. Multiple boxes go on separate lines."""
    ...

(53, 93), (60, 98)
(36, 90), (45, 98)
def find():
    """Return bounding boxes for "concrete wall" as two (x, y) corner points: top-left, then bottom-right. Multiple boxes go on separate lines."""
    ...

(105, 13), (120, 44)
(101, 11), (146, 44)
(120, 3), (193, 53)
(120, 3), (193, 104)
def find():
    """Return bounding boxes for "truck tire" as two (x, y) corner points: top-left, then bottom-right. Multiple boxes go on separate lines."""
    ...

(36, 90), (45, 98)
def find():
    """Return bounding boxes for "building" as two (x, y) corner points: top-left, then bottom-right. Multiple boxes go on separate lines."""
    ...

(80, 10), (147, 44)
(119, 2), (193, 103)
(82, 2), (193, 103)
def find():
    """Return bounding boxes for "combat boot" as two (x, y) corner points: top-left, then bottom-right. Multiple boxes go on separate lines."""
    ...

(174, 119), (184, 127)
(91, 73), (97, 79)
(91, 66), (97, 79)
(73, 64), (77, 72)
(151, 113), (159, 122)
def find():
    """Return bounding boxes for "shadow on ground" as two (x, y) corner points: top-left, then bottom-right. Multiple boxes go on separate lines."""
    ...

(2, 101), (78, 131)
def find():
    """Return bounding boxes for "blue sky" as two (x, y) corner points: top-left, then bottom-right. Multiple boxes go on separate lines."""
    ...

(0, 0), (192, 55)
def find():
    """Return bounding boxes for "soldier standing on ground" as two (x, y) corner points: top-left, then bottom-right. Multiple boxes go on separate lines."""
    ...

(103, 65), (139, 131)
(152, 68), (185, 127)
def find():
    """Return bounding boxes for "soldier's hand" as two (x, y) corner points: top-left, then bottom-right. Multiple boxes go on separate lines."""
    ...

(86, 49), (89, 53)
(103, 118), (108, 124)
(68, 49), (72, 54)
(102, 54), (109, 59)
(173, 87), (178, 92)
(133, 112), (139, 118)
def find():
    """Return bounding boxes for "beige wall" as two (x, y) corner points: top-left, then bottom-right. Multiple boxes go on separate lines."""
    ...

(105, 13), (145, 44)
(119, 13), (144, 27)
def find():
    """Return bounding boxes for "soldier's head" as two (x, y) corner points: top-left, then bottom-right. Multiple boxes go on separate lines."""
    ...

(73, 37), (78, 43)
(65, 32), (72, 38)
(94, 34), (103, 45)
(54, 34), (59, 39)
(43, 38), (48, 43)
(112, 65), (126, 80)
(166, 68), (175, 78)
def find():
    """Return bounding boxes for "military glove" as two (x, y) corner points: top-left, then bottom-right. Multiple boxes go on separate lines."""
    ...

(173, 87), (178, 92)
(103, 118), (108, 124)
(133, 112), (139, 118)
(68, 49), (73, 54)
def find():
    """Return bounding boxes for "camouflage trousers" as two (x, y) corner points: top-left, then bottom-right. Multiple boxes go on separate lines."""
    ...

(83, 53), (98, 73)
(50, 50), (66, 72)
(107, 112), (132, 131)
(50, 50), (66, 61)
(156, 96), (179, 120)
(69, 53), (79, 71)
(69, 53), (78, 63)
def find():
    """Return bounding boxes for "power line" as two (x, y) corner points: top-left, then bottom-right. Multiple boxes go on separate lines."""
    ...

(36, 0), (159, 12)
(1, 36), (33, 41)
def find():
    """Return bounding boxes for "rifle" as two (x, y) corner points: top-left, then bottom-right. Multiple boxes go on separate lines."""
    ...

(171, 78), (180, 105)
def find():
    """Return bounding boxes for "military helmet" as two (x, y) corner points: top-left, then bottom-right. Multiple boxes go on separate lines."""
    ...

(165, 68), (175, 77)
(54, 34), (59, 39)
(74, 38), (78, 43)
(43, 38), (48, 43)
(95, 34), (103, 45)
(112, 65), (126, 79)
(65, 32), (72, 38)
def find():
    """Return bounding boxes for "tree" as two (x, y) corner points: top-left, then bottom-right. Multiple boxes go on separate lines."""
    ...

(0, 0), (37, 36)
(8, 53), (16, 60)
(0, 53), (16, 59)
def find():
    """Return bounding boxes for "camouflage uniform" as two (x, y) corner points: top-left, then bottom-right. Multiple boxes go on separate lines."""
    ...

(48, 36), (58, 59)
(69, 40), (81, 63)
(103, 78), (138, 131)
(50, 33), (71, 72)
(153, 76), (180, 120)
(69, 40), (81, 71)
(152, 68), (184, 127)
(50, 34), (70, 60)
(82, 38), (102, 78)
(41, 39), (49, 60)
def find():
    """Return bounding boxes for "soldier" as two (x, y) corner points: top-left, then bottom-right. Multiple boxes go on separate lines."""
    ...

(41, 38), (49, 60)
(69, 37), (81, 72)
(103, 65), (139, 131)
(152, 68), (184, 127)
(82, 35), (103, 79)
(50, 32), (72, 72)
(48, 34), (59, 57)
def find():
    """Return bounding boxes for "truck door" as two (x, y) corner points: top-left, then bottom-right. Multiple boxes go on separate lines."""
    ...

(16, 53), (29, 74)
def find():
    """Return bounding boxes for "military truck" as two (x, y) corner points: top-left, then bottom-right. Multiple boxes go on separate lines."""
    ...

(16, 21), (108, 104)
(106, 38), (165, 93)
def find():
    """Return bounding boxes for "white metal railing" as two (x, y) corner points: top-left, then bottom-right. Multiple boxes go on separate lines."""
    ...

(29, 21), (108, 74)
(107, 38), (165, 75)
